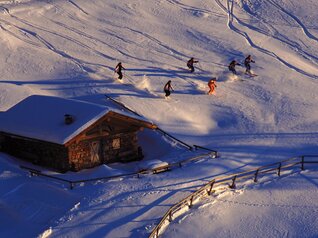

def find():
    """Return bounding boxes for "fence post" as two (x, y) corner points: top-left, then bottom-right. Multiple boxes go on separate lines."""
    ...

(207, 180), (215, 195)
(169, 210), (172, 222)
(229, 176), (237, 189)
(189, 196), (194, 208)
(277, 163), (281, 176)
(70, 182), (74, 190)
(301, 156), (305, 170)
(254, 169), (259, 183)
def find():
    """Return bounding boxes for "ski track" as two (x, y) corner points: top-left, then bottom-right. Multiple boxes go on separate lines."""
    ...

(236, 3), (318, 66)
(1, 3), (133, 75)
(239, 0), (318, 68)
(214, 0), (318, 80)
(67, 0), (89, 15)
(1, 1), (215, 91)
(267, 0), (318, 43)
(166, 0), (211, 15)
(0, 9), (120, 73)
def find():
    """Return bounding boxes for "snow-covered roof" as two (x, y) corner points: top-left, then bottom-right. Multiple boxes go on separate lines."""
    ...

(0, 95), (154, 145)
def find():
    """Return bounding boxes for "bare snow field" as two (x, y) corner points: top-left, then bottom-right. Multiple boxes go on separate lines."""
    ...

(0, 0), (318, 237)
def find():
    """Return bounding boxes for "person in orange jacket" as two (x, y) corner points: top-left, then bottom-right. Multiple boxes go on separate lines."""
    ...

(208, 78), (217, 95)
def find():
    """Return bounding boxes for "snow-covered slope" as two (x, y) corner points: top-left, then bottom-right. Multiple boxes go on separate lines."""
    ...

(0, 0), (317, 237)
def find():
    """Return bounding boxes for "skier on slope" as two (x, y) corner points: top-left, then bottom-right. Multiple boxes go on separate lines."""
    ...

(228, 60), (241, 75)
(208, 78), (217, 95)
(244, 55), (255, 75)
(164, 80), (174, 98)
(115, 62), (125, 80)
(187, 57), (199, 73)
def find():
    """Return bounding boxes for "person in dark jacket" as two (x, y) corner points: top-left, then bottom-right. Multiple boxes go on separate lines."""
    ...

(187, 57), (199, 73)
(228, 60), (241, 75)
(115, 62), (125, 80)
(244, 55), (255, 75)
(164, 80), (174, 97)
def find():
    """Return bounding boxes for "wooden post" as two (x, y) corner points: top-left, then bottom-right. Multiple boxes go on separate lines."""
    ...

(169, 210), (172, 222)
(70, 182), (74, 190)
(189, 196), (194, 208)
(229, 176), (236, 189)
(254, 169), (259, 183)
(301, 156), (305, 170)
(277, 163), (281, 176)
(208, 181), (215, 195)
(156, 227), (159, 238)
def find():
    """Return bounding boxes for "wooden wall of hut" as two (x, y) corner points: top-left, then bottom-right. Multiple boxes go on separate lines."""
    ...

(0, 133), (69, 171)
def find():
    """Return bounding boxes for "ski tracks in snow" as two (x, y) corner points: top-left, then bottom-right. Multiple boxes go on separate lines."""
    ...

(266, 0), (318, 43)
(214, 0), (318, 80)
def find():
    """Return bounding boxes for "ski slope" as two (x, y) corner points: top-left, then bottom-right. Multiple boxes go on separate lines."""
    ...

(0, 0), (318, 237)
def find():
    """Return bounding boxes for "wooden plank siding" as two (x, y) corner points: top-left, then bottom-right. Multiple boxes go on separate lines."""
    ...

(0, 132), (69, 171)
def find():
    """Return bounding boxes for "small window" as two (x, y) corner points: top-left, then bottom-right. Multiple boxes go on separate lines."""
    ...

(112, 138), (120, 149)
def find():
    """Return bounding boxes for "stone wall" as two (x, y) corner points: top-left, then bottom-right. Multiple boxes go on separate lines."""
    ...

(68, 131), (143, 171)
(0, 130), (144, 172)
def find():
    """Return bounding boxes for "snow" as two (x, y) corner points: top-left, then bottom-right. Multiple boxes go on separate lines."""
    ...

(0, 95), (154, 144)
(0, 0), (317, 237)
(164, 170), (318, 238)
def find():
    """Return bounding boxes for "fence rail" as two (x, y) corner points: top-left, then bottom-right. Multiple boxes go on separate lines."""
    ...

(156, 128), (193, 150)
(149, 155), (318, 238)
(20, 151), (215, 189)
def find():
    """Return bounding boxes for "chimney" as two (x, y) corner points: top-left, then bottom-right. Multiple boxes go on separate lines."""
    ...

(64, 114), (74, 125)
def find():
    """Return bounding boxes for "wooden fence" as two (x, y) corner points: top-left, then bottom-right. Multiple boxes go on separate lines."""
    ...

(149, 155), (318, 238)
(20, 150), (216, 189)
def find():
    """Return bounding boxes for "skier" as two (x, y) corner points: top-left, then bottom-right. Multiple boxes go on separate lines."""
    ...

(115, 62), (125, 80)
(187, 57), (199, 73)
(164, 80), (174, 98)
(244, 55), (255, 75)
(228, 60), (241, 75)
(208, 78), (217, 95)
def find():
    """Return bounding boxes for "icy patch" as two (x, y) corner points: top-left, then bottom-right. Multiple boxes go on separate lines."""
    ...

(37, 227), (52, 238)
(138, 159), (169, 171)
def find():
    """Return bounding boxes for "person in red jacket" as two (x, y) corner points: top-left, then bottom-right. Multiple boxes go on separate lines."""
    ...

(208, 78), (217, 95)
